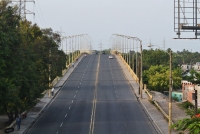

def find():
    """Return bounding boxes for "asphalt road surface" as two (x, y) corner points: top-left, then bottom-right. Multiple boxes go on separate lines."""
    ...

(27, 54), (157, 134)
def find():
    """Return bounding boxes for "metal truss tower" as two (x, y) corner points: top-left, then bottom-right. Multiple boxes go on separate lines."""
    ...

(11, 0), (35, 20)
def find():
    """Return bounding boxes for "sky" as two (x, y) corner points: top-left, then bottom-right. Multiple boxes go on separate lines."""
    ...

(22, 0), (200, 52)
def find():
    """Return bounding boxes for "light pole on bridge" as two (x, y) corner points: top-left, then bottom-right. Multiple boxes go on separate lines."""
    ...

(111, 34), (143, 98)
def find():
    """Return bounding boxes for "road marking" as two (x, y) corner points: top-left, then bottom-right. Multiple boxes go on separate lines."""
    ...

(124, 122), (126, 127)
(72, 100), (74, 103)
(89, 54), (100, 134)
(60, 122), (63, 127)
(69, 106), (71, 109)
(56, 131), (59, 134)
(116, 95), (118, 98)
(76, 90), (78, 93)
(115, 90), (117, 93)
(65, 114), (67, 117)
(80, 83), (81, 85)
(74, 95), (76, 98)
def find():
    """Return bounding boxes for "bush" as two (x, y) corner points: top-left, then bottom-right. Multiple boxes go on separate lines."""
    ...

(178, 101), (194, 109)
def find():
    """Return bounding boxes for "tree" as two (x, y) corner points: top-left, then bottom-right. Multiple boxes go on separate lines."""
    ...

(0, 1), (67, 123)
(143, 65), (182, 92)
(0, 0), (22, 122)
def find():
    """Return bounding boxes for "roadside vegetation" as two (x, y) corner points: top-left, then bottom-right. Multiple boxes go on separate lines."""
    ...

(0, 1), (72, 123)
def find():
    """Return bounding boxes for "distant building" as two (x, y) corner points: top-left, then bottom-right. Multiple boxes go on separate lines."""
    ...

(181, 64), (191, 72)
(192, 62), (200, 71)
(182, 80), (200, 107)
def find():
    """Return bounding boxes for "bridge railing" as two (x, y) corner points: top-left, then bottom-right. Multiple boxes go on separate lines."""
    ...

(118, 53), (171, 124)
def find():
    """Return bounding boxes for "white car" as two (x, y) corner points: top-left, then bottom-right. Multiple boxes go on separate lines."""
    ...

(108, 55), (113, 59)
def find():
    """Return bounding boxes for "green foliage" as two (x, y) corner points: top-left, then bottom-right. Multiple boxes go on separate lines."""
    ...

(142, 48), (200, 92)
(172, 117), (200, 134)
(143, 65), (182, 92)
(143, 49), (170, 70)
(178, 101), (194, 109)
(183, 69), (200, 84)
(0, 1), (67, 122)
(186, 109), (200, 117)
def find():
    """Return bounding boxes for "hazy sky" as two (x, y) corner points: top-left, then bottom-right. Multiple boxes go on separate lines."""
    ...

(24, 0), (200, 52)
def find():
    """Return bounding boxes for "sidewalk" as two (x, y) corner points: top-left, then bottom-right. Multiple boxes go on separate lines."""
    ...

(0, 56), (83, 134)
(116, 55), (189, 134)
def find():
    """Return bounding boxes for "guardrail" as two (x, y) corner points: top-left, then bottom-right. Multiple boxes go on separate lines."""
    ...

(143, 84), (153, 100)
(51, 54), (82, 87)
(119, 54), (139, 83)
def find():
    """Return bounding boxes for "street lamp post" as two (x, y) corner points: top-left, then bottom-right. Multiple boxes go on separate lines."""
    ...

(111, 34), (143, 98)
(148, 45), (173, 134)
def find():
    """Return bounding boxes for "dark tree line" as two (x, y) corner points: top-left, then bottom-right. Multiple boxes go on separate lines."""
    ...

(0, 1), (67, 123)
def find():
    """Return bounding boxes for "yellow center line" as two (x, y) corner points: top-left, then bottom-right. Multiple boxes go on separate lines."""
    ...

(89, 54), (100, 134)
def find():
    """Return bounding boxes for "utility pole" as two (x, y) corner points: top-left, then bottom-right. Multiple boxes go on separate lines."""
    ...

(48, 47), (52, 97)
(132, 39), (134, 74)
(140, 43), (143, 98)
(195, 87), (198, 115)
(169, 50), (172, 134)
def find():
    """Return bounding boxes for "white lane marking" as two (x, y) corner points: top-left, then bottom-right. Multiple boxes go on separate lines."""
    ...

(72, 100), (74, 103)
(69, 106), (71, 109)
(74, 95), (76, 98)
(116, 95), (118, 98)
(56, 132), (59, 134)
(115, 90), (117, 93)
(60, 122), (63, 127)
(65, 114), (67, 117)
(76, 90), (78, 93)
(80, 83), (81, 85)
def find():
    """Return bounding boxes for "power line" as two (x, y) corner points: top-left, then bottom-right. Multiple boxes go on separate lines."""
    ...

(11, 0), (35, 20)
(35, 0), (46, 27)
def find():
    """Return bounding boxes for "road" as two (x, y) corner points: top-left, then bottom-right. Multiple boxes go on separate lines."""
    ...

(27, 54), (157, 134)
